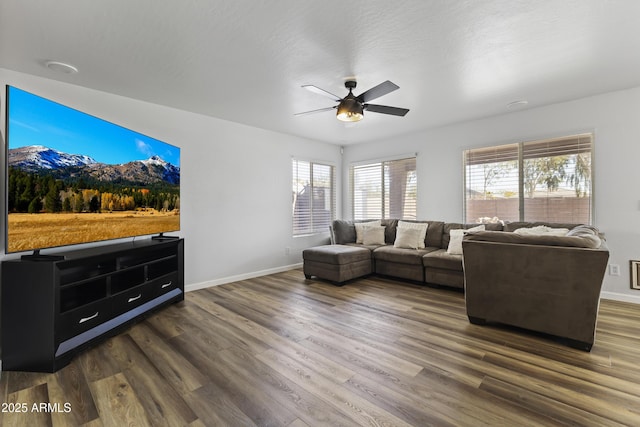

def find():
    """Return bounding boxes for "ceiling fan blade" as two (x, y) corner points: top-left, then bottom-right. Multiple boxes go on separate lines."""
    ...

(356, 80), (399, 103)
(301, 85), (342, 102)
(364, 104), (409, 116)
(294, 106), (336, 116)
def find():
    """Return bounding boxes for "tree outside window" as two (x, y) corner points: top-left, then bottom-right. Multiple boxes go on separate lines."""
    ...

(464, 134), (593, 224)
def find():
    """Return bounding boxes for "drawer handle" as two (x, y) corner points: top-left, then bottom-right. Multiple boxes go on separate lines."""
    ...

(161, 281), (172, 289)
(128, 294), (142, 303)
(79, 312), (99, 324)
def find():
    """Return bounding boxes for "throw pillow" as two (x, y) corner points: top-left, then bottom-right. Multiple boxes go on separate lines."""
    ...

(566, 225), (602, 248)
(394, 227), (423, 249)
(447, 224), (485, 255)
(355, 220), (381, 244)
(397, 221), (428, 249)
(362, 226), (386, 245)
(514, 225), (569, 236)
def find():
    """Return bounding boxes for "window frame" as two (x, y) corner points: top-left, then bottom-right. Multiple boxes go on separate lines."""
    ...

(291, 158), (336, 237)
(349, 155), (417, 221)
(463, 133), (595, 224)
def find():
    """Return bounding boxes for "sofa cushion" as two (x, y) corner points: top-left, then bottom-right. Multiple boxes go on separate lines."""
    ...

(362, 226), (386, 245)
(346, 243), (385, 251)
(381, 219), (399, 244)
(443, 222), (503, 248)
(397, 221), (428, 248)
(394, 227), (424, 249)
(513, 226), (569, 236)
(355, 220), (381, 244)
(567, 224), (604, 239)
(424, 221), (444, 248)
(447, 225), (486, 255)
(423, 249), (463, 271)
(389, 220), (444, 248)
(373, 245), (438, 265)
(332, 220), (357, 244)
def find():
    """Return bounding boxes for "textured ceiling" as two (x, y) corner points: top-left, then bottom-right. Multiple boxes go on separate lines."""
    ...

(2, 0), (640, 145)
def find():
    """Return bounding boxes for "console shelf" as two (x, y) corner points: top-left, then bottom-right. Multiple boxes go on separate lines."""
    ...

(1, 238), (184, 373)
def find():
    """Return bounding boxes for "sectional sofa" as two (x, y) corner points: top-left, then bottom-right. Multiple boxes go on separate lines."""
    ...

(304, 219), (606, 289)
(302, 218), (609, 350)
(305, 219), (515, 288)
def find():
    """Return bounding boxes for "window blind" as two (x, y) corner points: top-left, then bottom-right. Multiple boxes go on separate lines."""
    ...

(464, 144), (520, 222)
(521, 134), (592, 222)
(351, 157), (417, 220)
(292, 159), (335, 236)
(464, 133), (593, 224)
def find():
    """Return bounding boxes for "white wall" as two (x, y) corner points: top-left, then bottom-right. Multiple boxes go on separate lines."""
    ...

(3, 68), (639, 303)
(0, 69), (341, 289)
(343, 86), (640, 304)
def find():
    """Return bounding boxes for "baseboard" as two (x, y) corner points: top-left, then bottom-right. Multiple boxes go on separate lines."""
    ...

(185, 270), (640, 304)
(185, 263), (303, 292)
(600, 291), (640, 305)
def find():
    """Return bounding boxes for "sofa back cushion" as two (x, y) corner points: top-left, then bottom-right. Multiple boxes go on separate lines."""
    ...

(381, 219), (399, 244)
(332, 219), (400, 244)
(332, 219), (357, 244)
(443, 222), (503, 248)
(355, 220), (381, 243)
(395, 220), (444, 248)
(333, 219), (442, 246)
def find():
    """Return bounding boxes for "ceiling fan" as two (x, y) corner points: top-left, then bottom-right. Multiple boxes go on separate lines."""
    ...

(295, 80), (409, 122)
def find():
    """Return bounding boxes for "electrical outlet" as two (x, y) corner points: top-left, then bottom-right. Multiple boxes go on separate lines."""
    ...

(284, 247), (290, 256)
(609, 264), (621, 276)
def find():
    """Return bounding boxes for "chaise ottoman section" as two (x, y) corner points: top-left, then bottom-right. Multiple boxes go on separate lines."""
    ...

(303, 244), (372, 284)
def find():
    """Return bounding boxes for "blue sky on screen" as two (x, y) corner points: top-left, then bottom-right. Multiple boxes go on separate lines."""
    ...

(7, 86), (180, 167)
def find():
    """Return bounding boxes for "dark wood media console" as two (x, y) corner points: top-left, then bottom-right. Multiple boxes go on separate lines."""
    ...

(1, 238), (184, 372)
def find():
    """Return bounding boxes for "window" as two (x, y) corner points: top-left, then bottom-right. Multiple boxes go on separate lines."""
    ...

(292, 159), (336, 236)
(464, 133), (593, 224)
(350, 157), (417, 220)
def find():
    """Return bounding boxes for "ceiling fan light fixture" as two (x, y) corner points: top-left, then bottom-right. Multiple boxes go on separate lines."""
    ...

(297, 79), (407, 121)
(336, 98), (364, 122)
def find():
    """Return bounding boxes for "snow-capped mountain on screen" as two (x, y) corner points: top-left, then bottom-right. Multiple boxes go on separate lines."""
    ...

(8, 145), (97, 171)
(8, 145), (180, 186)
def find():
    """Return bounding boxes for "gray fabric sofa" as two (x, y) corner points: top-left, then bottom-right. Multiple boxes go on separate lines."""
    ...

(325, 219), (605, 289)
(312, 218), (608, 351)
(462, 226), (609, 351)
(328, 219), (504, 289)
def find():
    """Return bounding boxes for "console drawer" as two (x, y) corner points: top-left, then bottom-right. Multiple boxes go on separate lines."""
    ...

(150, 272), (180, 297)
(111, 283), (155, 317)
(58, 299), (111, 342)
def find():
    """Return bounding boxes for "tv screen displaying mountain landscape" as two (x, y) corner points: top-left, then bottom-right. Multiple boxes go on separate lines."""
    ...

(5, 86), (180, 253)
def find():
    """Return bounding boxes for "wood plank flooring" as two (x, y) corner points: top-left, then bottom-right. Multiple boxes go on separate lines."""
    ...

(2, 269), (640, 426)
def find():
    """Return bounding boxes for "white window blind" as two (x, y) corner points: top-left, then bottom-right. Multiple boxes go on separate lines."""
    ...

(351, 157), (417, 220)
(464, 133), (593, 224)
(292, 159), (335, 236)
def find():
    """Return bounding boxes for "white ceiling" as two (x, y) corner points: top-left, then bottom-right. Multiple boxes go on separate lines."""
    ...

(2, 0), (640, 145)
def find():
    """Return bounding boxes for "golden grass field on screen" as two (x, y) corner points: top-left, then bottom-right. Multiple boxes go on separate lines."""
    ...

(7, 210), (179, 253)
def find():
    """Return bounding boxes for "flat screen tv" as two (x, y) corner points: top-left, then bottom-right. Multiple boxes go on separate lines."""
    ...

(5, 85), (180, 254)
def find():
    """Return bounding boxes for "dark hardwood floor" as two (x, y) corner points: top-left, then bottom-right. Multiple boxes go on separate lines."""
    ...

(2, 269), (640, 426)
